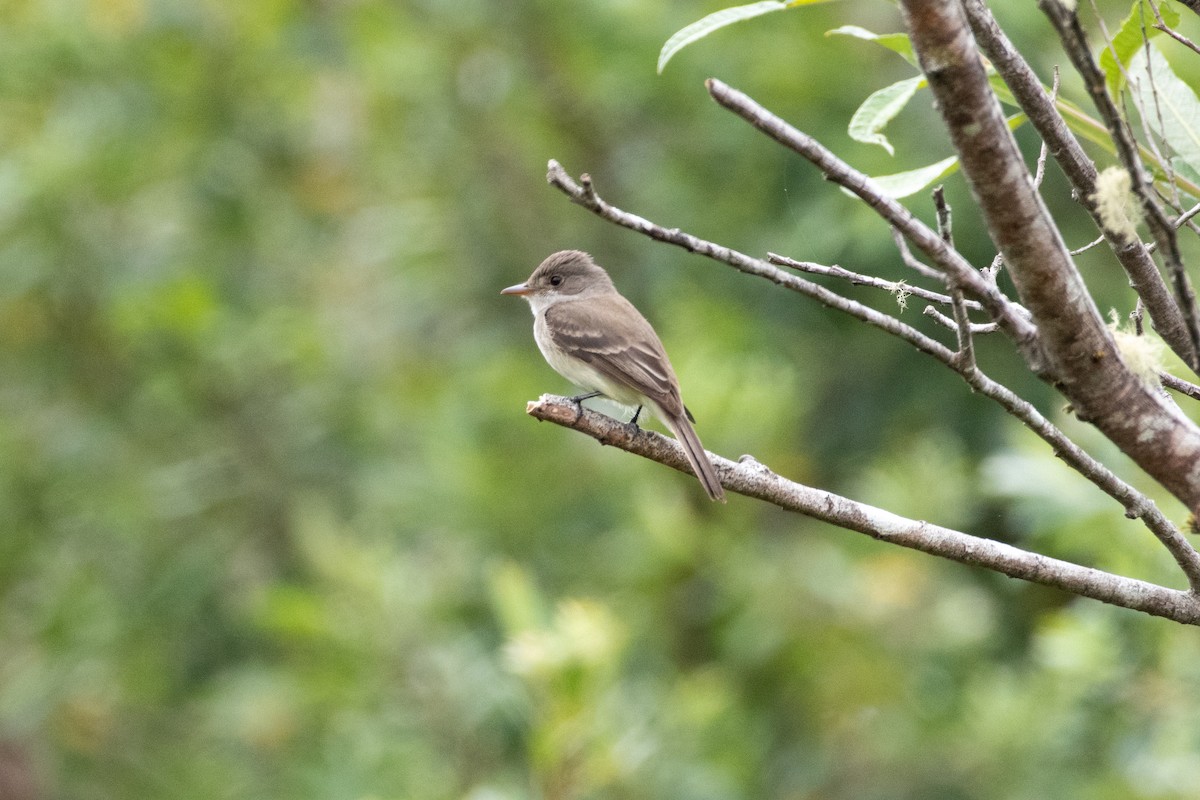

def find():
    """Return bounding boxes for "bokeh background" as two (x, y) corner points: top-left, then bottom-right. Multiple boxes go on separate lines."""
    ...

(3, 0), (1200, 797)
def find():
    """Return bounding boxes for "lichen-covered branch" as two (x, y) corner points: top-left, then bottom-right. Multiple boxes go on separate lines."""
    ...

(900, 0), (1200, 515)
(526, 395), (1200, 624)
(702, 79), (1043, 368)
(545, 159), (1200, 590)
(1038, 0), (1200, 366)
(962, 0), (1200, 372)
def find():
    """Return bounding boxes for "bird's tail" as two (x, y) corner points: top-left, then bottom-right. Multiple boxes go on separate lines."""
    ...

(664, 411), (726, 503)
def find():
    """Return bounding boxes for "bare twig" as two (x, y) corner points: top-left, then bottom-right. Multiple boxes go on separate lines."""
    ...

(1070, 234), (1107, 256)
(1080, 203), (1200, 257)
(933, 186), (977, 370)
(527, 394), (1200, 623)
(1151, 22), (1200, 55)
(1162, 372), (1200, 401)
(548, 162), (955, 364)
(1033, 68), (1059, 191)
(1175, 202), (1200, 229)
(1040, 0), (1200, 366)
(703, 79), (1042, 364)
(933, 185), (953, 244)
(963, 0), (1200, 372)
(924, 306), (1000, 335)
(890, 228), (947, 283)
(904, 0), (1200, 516)
(546, 159), (1200, 590)
(1151, 2), (1200, 56)
(766, 253), (979, 311)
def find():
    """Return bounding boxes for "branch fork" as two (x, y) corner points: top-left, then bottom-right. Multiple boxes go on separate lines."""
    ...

(529, 0), (1200, 623)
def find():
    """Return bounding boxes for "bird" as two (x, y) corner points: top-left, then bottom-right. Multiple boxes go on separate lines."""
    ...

(502, 250), (725, 502)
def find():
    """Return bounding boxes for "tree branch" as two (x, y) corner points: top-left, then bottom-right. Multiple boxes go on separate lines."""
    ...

(545, 159), (1200, 591)
(962, 0), (1200, 373)
(702, 79), (1044, 370)
(1152, 17), (1200, 58)
(546, 161), (956, 364)
(765, 252), (979, 312)
(1039, 0), (1200, 366)
(526, 395), (1200, 625)
(1162, 371), (1200, 401)
(900, 0), (1200, 516)
(923, 305), (1000, 335)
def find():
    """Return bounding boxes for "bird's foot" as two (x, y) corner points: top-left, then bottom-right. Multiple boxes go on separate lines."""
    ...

(622, 405), (644, 437)
(568, 391), (601, 423)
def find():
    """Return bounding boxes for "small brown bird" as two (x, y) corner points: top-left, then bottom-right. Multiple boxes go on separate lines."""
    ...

(502, 250), (725, 502)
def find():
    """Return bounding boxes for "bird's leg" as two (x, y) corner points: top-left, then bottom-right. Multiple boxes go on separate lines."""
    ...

(629, 405), (644, 427)
(569, 390), (603, 404)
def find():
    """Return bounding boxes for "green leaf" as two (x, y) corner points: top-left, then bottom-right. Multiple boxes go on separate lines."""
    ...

(866, 155), (960, 199)
(848, 75), (927, 155)
(1171, 157), (1200, 199)
(856, 115), (1026, 199)
(1098, 0), (1176, 100)
(657, 0), (836, 74)
(658, 2), (788, 74)
(826, 25), (916, 67)
(1129, 44), (1200, 177)
(1161, 0), (1182, 27)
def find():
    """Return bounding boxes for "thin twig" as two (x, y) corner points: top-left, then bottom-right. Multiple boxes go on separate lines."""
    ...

(907, 0), (1200, 518)
(1176, 202), (1200, 229)
(1162, 372), (1200, 401)
(1032, 67), (1060, 191)
(1152, 22), (1200, 55)
(527, 394), (1200, 624)
(890, 228), (947, 283)
(703, 78), (1042, 362)
(924, 306), (1000, 335)
(933, 186), (977, 370)
(984, 253), (1004, 285)
(964, 0), (1199, 372)
(1041, 1), (1200, 366)
(546, 159), (1200, 591)
(1151, 2), (1200, 56)
(549, 163), (955, 364)
(1070, 234), (1107, 256)
(1089, 203), (1200, 256)
(766, 253), (981, 311)
(933, 185), (953, 244)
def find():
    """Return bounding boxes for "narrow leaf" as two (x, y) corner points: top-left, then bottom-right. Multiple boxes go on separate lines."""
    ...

(658, 1), (788, 74)
(867, 155), (960, 199)
(1129, 44), (1200, 176)
(826, 25), (916, 66)
(848, 75), (927, 155)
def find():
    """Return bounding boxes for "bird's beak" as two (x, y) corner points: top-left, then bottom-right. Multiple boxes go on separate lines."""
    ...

(501, 281), (533, 296)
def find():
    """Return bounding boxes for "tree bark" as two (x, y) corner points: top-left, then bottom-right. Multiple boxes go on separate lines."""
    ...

(900, 0), (1200, 516)
(526, 395), (1200, 625)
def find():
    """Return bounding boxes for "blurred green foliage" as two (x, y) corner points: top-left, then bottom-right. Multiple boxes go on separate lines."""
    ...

(2, 0), (1200, 797)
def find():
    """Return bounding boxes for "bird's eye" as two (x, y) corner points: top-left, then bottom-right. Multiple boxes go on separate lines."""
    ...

(549, 274), (563, 286)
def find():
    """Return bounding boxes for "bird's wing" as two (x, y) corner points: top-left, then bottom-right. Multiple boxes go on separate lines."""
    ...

(544, 295), (685, 416)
